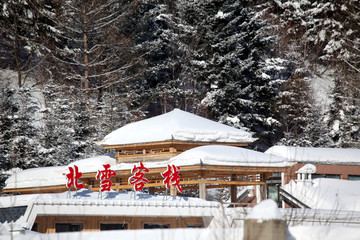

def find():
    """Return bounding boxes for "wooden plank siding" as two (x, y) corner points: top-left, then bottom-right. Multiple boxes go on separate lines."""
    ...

(34, 215), (204, 233)
(103, 140), (249, 163)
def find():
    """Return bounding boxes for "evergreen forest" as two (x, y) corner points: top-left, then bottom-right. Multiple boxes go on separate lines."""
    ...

(0, 0), (359, 188)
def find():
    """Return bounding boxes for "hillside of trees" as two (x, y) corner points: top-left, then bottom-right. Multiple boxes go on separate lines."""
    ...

(0, 0), (359, 188)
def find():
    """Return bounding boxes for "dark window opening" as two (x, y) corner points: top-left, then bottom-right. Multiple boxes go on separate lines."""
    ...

(100, 223), (128, 231)
(0, 206), (27, 223)
(312, 174), (340, 179)
(144, 223), (169, 229)
(187, 224), (202, 228)
(31, 223), (38, 232)
(55, 223), (82, 233)
(348, 175), (360, 181)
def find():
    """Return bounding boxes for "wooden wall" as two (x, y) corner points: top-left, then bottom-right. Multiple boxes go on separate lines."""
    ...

(34, 215), (204, 233)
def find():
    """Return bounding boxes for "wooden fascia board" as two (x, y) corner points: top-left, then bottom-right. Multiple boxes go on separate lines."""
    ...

(102, 140), (250, 150)
(89, 179), (265, 191)
(3, 185), (67, 194)
(81, 165), (287, 180)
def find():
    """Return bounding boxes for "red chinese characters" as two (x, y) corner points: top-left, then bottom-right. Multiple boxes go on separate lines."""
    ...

(161, 164), (182, 193)
(66, 165), (84, 189)
(128, 162), (149, 191)
(96, 164), (116, 192)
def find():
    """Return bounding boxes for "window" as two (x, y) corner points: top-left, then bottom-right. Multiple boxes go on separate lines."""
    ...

(312, 174), (340, 179)
(55, 223), (82, 233)
(267, 185), (280, 203)
(348, 175), (360, 181)
(187, 224), (202, 228)
(100, 223), (128, 231)
(143, 223), (169, 229)
(0, 206), (27, 224)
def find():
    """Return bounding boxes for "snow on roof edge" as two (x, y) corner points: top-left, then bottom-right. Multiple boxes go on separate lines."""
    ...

(265, 145), (360, 165)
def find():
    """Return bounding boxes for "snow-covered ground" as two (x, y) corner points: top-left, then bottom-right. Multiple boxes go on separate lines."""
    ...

(2, 225), (360, 240)
(283, 178), (360, 211)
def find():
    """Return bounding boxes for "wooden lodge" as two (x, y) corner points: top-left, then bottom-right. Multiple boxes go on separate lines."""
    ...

(3, 109), (289, 203)
(1, 109), (290, 233)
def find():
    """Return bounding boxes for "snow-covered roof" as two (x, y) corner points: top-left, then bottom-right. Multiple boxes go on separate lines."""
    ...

(283, 178), (360, 211)
(1, 189), (217, 208)
(265, 146), (360, 165)
(98, 109), (255, 146)
(4, 146), (290, 190)
(110, 145), (290, 171)
(0, 190), (221, 234)
(4, 166), (66, 190)
(168, 145), (290, 168)
(67, 155), (116, 173)
(4, 156), (116, 190)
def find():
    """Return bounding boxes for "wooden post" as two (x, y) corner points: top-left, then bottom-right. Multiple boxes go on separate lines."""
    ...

(199, 178), (206, 200)
(230, 174), (237, 203)
(170, 185), (177, 196)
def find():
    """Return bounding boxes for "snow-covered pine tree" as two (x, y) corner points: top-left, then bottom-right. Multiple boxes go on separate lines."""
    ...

(0, 0), (37, 87)
(38, 82), (105, 165)
(126, 1), (200, 114)
(274, 73), (328, 147)
(184, 0), (288, 150)
(0, 0), (60, 87)
(0, 85), (41, 188)
(261, 0), (360, 148)
(326, 77), (360, 148)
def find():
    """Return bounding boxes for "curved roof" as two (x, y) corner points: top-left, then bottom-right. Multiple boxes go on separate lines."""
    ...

(4, 166), (66, 189)
(169, 145), (290, 168)
(265, 146), (360, 165)
(98, 109), (255, 146)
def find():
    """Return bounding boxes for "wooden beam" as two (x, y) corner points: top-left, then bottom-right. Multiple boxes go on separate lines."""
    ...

(2, 185), (68, 194)
(102, 140), (249, 150)
(203, 180), (264, 185)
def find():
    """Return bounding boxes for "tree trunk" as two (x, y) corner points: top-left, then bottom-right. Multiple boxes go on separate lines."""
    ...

(14, 16), (22, 88)
(83, 2), (89, 95)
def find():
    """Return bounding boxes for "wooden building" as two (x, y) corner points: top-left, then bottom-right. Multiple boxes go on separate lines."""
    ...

(0, 190), (220, 233)
(1, 109), (290, 234)
(4, 109), (290, 202)
(265, 146), (360, 183)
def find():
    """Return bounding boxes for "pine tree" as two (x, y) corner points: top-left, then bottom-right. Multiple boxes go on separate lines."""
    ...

(0, 0), (60, 87)
(274, 73), (329, 147)
(326, 78), (360, 148)
(0, 84), (41, 188)
(182, 0), (289, 150)
(38, 82), (104, 165)
(125, 1), (200, 114)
